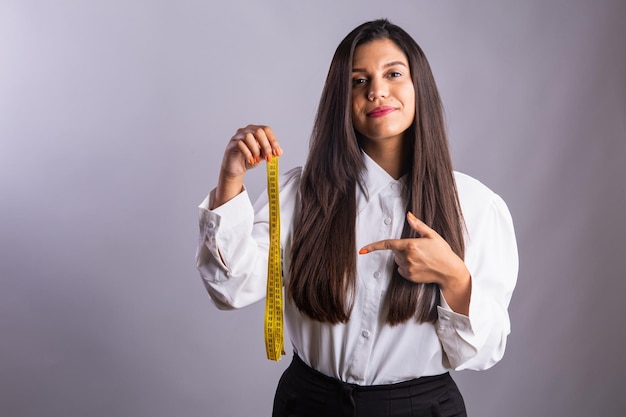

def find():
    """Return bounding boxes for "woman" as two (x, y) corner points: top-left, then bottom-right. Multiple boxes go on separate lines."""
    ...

(197, 19), (518, 417)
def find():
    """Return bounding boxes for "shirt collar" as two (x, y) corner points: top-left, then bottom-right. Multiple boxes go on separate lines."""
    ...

(357, 151), (408, 213)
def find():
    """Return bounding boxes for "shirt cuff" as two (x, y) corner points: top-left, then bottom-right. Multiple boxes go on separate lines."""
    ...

(437, 290), (472, 333)
(199, 186), (251, 227)
(197, 187), (254, 277)
(436, 286), (496, 369)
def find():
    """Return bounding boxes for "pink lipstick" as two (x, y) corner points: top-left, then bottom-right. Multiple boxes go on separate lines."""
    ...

(367, 106), (396, 118)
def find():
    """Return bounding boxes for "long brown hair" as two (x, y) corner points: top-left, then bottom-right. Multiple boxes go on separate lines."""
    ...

(289, 19), (465, 325)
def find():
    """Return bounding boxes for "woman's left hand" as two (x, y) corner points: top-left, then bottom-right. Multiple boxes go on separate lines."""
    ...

(359, 211), (471, 314)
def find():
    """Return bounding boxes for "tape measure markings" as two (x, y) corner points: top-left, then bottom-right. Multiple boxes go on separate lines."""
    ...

(265, 156), (284, 361)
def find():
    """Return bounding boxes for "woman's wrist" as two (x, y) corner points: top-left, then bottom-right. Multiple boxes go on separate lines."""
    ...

(213, 173), (244, 209)
(439, 263), (472, 315)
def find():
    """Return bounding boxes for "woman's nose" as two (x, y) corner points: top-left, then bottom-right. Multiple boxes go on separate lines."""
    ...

(367, 78), (388, 101)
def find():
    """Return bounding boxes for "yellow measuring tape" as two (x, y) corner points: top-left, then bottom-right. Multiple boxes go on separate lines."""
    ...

(265, 156), (284, 361)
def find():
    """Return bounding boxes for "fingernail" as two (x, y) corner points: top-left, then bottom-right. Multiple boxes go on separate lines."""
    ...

(407, 211), (417, 221)
(256, 156), (261, 163)
(358, 248), (369, 255)
(248, 157), (255, 165)
(266, 154), (272, 162)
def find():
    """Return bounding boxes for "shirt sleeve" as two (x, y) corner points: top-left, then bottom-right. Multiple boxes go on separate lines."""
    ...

(195, 168), (301, 310)
(435, 192), (519, 370)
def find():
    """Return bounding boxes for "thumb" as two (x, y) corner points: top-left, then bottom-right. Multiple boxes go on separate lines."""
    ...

(407, 211), (434, 238)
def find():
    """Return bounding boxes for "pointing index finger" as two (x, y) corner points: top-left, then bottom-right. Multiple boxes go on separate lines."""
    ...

(358, 239), (405, 255)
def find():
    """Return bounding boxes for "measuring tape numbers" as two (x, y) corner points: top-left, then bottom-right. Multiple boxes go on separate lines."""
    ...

(265, 156), (284, 361)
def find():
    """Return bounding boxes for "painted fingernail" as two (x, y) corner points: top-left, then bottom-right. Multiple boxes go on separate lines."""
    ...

(407, 211), (417, 221)
(248, 157), (255, 165)
(256, 156), (261, 163)
(358, 248), (369, 255)
(266, 154), (272, 162)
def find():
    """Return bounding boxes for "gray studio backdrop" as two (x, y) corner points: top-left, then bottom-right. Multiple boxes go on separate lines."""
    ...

(1, 1), (625, 416)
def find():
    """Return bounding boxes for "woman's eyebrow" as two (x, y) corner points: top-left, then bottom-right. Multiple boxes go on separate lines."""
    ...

(352, 61), (408, 72)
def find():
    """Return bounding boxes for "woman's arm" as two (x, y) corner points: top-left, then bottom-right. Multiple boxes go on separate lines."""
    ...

(359, 176), (518, 370)
(196, 125), (285, 309)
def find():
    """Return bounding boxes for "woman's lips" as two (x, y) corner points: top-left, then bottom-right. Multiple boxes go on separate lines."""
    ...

(367, 106), (396, 118)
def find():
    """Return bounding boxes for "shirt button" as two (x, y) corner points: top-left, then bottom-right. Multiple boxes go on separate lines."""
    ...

(207, 220), (216, 229)
(373, 271), (381, 279)
(383, 218), (391, 225)
(361, 330), (370, 338)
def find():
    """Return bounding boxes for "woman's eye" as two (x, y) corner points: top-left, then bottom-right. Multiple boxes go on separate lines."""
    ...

(352, 78), (367, 86)
(388, 71), (402, 78)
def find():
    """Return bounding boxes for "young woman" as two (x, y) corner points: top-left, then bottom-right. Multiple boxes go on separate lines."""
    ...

(196, 19), (518, 417)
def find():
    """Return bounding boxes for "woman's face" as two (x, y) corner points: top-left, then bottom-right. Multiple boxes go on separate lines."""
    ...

(351, 38), (415, 147)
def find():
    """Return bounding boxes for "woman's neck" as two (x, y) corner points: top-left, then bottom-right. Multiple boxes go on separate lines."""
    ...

(361, 137), (410, 180)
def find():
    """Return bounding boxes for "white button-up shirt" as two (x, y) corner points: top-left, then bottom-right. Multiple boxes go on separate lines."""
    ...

(196, 152), (518, 385)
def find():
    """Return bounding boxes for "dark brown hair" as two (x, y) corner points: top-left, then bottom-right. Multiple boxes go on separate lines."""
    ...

(289, 19), (465, 325)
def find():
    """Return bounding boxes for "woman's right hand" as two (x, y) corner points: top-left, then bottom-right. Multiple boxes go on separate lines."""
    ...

(213, 125), (283, 208)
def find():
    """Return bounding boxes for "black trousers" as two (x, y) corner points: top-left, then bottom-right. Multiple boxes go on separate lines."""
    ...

(272, 355), (467, 417)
